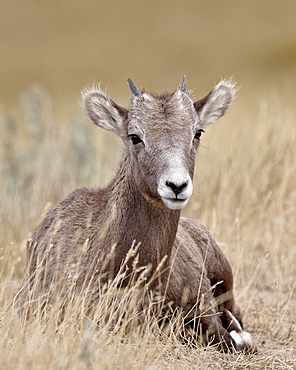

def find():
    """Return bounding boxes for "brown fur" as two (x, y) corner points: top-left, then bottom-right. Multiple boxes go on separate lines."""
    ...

(17, 78), (255, 352)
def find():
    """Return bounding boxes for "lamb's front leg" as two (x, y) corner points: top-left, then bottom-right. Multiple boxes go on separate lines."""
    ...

(221, 307), (257, 353)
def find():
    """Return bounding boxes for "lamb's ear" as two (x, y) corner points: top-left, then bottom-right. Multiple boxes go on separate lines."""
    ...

(82, 89), (128, 139)
(194, 80), (236, 127)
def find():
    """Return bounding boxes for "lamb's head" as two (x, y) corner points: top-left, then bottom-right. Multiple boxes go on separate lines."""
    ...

(83, 77), (236, 210)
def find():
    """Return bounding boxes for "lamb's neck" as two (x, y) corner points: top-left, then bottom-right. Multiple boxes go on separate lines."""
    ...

(106, 152), (181, 272)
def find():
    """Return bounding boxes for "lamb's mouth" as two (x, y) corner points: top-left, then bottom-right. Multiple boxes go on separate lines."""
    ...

(161, 197), (189, 210)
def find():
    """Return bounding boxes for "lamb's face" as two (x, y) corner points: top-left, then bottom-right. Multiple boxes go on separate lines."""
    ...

(126, 89), (201, 210)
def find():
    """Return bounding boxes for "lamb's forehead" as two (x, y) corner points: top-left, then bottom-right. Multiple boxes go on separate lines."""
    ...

(129, 89), (196, 122)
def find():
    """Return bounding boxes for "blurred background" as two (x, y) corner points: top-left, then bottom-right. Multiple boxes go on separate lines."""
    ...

(1, 0), (296, 120)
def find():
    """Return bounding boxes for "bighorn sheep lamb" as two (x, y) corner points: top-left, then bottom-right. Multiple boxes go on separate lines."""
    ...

(18, 76), (255, 352)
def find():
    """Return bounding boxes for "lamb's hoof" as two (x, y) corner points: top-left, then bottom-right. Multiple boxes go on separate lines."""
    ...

(230, 330), (258, 354)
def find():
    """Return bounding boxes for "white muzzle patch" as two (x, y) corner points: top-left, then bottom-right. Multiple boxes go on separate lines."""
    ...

(158, 172), (193, 210)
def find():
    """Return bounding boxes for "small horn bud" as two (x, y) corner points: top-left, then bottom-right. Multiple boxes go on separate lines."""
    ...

(180, 75), (187, 92)
(127, 78), (142, 97)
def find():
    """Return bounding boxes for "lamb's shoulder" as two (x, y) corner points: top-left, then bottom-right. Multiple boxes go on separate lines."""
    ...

(175, 216), (225, 264)
(168, 217), (233, 301)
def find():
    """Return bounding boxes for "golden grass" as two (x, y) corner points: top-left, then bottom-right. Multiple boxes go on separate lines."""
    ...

(0, 87), (295, 369)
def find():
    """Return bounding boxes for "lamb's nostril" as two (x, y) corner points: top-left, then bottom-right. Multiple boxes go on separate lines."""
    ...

(166, 180), (188, 197)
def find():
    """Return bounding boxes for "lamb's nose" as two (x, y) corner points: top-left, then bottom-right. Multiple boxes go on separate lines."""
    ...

(166, 180), (188, 197)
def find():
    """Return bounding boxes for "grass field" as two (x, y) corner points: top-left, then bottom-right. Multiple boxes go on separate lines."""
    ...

(0, 84), (295, 369)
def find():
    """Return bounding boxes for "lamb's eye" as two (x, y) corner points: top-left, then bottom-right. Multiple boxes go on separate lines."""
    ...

(129, 134), (143, 145)
(194, 129), (204, 140)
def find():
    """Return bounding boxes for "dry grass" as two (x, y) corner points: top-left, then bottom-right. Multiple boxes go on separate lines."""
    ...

(0, 86), (295, 369)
